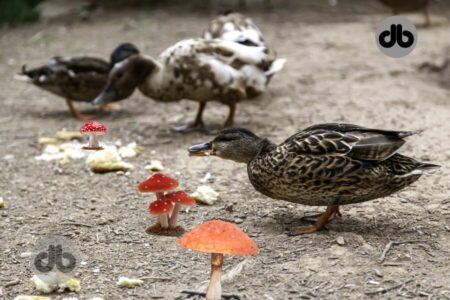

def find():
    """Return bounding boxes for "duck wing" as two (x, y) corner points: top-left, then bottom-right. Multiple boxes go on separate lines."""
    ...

(283, 123), (417, 161)
(19, 56), (110, 101)
(49, 56), (110, 74)
(21, 56), (109, 81)
(162, 39), (269, 68)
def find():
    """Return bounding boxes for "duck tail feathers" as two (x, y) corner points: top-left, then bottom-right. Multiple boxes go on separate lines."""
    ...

(265, 58), (286, 77)
(14, 65), (33, 82)
(398, 129), (424, 138)
(398, 162), (441, 177)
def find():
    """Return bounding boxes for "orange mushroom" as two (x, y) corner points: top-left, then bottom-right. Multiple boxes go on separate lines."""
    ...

(179, 220), (259, 300)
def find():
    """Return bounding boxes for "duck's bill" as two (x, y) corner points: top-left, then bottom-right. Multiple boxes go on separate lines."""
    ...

(92, 86), (117, 106)
(188, 142), (214, 156)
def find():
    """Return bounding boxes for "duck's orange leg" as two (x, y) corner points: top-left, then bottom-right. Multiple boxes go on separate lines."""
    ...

(302, 206), (342, 222)
(224, 102), (236, 128)
(289, 205), (340, 235)
(66, 99), (93, 120)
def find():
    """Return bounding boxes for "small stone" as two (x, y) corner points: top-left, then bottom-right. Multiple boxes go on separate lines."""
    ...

(234, 218), (244, 224)
(336, 236), (346, 246)
(374, 269), (383, 277)
(20, 252), (32, 258)
(144, 160), (164, 171)
(116, 277), (143, 288)
(0, 197), (4, 208)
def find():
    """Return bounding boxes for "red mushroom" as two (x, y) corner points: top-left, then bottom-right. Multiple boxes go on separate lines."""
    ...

(164, 191), (195, 229)
(138, 173), (179, 234)
(80, 120), (107, 150)
(148, 198), (174, 228)
(179, 220), (259, 300)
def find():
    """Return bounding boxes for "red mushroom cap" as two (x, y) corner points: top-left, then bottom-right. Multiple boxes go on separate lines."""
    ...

(80, 121), (107, 135)
(164, 191), (195, 206)
(138, 173), (179, 193)
(179, 220), (259, 256)
(148, 198), (174, 215)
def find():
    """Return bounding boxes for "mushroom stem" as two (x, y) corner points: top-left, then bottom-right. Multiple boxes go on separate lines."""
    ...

(88, 134), (99, 148)
(206, 253), (223, 300)
(168, 203), (181, 228)
(155, 192), (168, 229)
(159, 214), (169, 228)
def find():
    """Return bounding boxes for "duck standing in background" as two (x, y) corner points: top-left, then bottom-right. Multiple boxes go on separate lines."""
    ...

(189, 123), (440, 235)
(203, 12), (266, 48)
(93, 39), (286, 132)
(380, 0), (431, 27)
(16, 43), (139, 119)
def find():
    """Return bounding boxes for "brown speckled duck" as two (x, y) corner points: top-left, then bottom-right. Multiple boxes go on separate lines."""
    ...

(380, 0), (431, 27)
(16, 43), (139, 119)
(189, 124), (440, 235)
(93, 39), (286, 132)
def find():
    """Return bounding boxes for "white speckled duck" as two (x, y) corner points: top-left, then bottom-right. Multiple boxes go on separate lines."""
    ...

(203, 12), (266, 48)
(93, 38), (286, 132)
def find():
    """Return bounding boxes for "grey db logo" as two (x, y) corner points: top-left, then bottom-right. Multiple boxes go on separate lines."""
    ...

(31, 235), (81, 279)
(376, 16), (417, 58)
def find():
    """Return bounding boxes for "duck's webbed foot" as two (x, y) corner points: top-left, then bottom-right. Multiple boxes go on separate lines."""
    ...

(100, 103), (121, 112)
(301, 206), (342, 223)
(288, 205), (340, 236)
(172, 120), (206, 133)
(172, 102), (208, 133)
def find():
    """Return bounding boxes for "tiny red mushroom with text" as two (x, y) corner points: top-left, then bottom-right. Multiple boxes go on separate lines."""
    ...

(138, 173), (179, 233)
(179, 220), (259, 300)
(80, 120), (107, 150)
(165, 191), (195, 230)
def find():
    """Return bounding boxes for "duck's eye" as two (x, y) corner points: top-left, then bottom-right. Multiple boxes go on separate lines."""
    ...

(116, 72), (123, 79)
(215, 135), (236, 142)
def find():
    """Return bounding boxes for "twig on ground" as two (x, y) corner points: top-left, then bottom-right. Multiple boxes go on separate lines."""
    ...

(380, 240), (428, 262)
(4, 279), (20, 287)
(365, 279), (413, 295)
(60, 222), (93, 228)
(140, 276), (172, 281)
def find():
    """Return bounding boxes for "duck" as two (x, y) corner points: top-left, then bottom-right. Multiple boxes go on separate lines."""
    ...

(203, 12), (266, 48)
(380, 0), (431, 27)
(188, 123), (440, 234)
(93, 38), (286, 132)
(16, 43), (139, 119)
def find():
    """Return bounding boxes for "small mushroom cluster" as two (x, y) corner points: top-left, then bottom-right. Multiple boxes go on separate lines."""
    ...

(138, 173), (195, 235)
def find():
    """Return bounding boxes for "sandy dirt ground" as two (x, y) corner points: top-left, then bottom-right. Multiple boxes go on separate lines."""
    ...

(1, 1), (450, 299)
